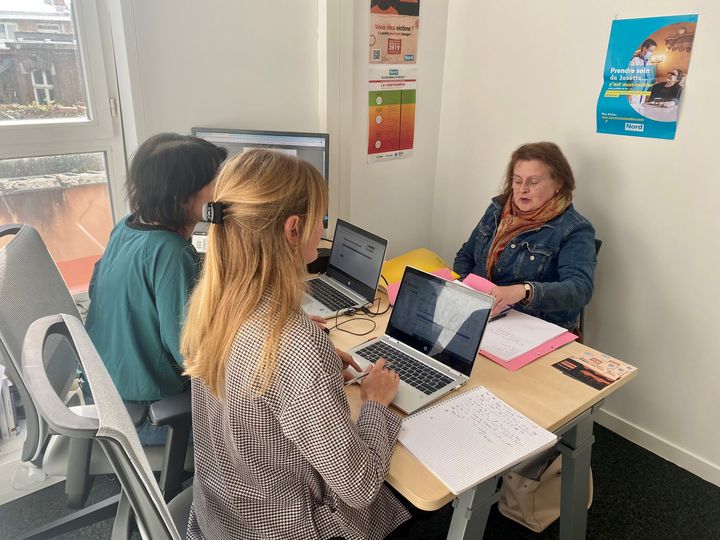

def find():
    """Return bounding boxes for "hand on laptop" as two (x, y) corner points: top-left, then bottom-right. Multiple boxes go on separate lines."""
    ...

(360, 358), (400, 407)
(336, 349), (362, 382)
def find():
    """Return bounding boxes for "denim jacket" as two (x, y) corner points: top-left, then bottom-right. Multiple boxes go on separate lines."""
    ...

(453, 196), (597, 329)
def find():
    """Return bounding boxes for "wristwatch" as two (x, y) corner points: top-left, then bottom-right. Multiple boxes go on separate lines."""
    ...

(522, 282), (533, 304)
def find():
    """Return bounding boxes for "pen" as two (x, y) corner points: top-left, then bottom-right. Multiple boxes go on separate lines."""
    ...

(490, 312), (508, 322)
(344, 360), (395, 385)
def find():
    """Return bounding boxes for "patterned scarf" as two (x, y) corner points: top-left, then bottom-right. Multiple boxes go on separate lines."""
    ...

(485, 194), (570, 280)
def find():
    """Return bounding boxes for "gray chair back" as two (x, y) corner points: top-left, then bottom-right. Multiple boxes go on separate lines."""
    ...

(0, 223), (81, 463)
(23, 313), (181, 540)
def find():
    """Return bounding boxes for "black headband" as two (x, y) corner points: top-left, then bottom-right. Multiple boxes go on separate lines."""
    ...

(202, 201), (225, 224)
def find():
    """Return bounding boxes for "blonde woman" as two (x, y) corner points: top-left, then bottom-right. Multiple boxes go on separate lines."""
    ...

(181, 149), (409, 540)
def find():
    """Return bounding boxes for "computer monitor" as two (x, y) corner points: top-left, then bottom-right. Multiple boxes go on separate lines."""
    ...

(192, 127), (329, 228)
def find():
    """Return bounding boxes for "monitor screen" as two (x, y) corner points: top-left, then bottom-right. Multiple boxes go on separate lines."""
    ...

(191, 127), (329, 227)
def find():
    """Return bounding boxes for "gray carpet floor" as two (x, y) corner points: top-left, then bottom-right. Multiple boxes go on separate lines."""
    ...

(1, 424), (718, 539)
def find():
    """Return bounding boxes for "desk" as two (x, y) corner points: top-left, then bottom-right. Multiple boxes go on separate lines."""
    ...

(330, 296), (636, 540)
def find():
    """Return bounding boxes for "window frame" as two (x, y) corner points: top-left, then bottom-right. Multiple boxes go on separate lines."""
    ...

(31, 70), (55, 103)
(0, 0), (127, 221)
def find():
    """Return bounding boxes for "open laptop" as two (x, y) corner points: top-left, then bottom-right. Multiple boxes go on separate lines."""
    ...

(301, 219), (388, 317)
(347, 266), (494, 414)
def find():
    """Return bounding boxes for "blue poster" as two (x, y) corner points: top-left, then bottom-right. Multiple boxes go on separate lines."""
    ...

(596, 14), (698, 140)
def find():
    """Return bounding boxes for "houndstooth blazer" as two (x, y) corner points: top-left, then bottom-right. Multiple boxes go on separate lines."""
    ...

(187, 297), (410, 539)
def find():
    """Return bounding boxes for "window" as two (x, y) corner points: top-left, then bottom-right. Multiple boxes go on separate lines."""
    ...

(36, 23), (62, 33)
(31, 70), (55, 104)
(0, 0), (126, 294)
(0, 22), (15, 41)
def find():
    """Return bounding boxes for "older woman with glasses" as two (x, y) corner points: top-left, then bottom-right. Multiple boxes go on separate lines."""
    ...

(649, 69), (685, 107)
(453, 142), (597, 333)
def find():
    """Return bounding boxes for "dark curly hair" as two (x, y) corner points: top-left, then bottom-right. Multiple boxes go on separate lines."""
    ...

(126, 133), (227, 230)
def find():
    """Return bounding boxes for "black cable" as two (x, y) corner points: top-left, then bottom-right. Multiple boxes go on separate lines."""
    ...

(335, 317), (376, 336)
(361, 297), (390, 317)
(327, 307), (377, 336)
(380, 274), (389, 286)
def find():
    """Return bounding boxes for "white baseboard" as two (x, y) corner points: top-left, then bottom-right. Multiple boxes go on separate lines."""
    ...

(595, 408), (720, 488)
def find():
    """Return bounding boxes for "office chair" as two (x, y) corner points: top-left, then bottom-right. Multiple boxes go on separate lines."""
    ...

(23, 314), (193, 540)
(0, 224), (192, 538)
(578, 238), (603, 341)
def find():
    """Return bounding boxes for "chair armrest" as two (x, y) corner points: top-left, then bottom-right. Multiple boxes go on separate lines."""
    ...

(125, 402), (148, 427)
(0, 224), (22, 238)
(149, 391), (193, 499)
(148, 391), (191, 427)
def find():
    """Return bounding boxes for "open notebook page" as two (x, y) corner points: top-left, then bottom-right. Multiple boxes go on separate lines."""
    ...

(398, 386), (557, 495)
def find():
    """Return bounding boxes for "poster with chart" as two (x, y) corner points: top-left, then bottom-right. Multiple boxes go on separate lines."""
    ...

(596, 14), (698, 140)
(368, 66), (416, 163)
(369, 0), (420, 64)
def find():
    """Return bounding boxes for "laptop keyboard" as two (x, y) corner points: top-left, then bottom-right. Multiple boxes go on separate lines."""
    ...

(307, 278), (357, 312)
(355, 341), (454, 395)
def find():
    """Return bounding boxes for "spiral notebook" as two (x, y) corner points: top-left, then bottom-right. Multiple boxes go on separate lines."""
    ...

(397, 386), (557, 495)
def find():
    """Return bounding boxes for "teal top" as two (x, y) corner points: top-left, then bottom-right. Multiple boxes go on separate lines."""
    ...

(85, 215), (200, 401)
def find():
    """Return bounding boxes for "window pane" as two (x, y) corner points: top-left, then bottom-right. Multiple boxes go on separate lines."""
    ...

(0, 1), (89, 123)
(0, 153), (114, 294)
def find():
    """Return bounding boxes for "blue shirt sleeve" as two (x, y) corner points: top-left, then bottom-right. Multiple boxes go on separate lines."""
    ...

(526, 220), (596, 314)
(453, 202), (496, 278)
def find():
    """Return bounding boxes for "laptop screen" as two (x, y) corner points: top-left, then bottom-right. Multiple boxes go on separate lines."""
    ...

(386, 267), (494, 376)
(326, 219), (387, 301)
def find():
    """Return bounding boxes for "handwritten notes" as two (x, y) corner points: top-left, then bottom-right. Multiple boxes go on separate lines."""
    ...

(480, 309), (567, 362)
(398, 387), (557, 494)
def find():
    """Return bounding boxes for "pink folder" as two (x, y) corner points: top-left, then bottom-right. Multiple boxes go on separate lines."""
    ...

(461, 273), (495, 294)
(480, 331), (578, 371)
(385, 267), (455, 305)
(462, 273), (577, 370)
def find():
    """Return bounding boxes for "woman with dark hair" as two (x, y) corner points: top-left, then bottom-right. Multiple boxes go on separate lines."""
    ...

(453, 142), (596, 332)
(649, 68), (684, 106)
(85, 133), (226, 444)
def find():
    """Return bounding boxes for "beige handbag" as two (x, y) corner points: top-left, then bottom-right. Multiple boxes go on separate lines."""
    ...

(498, 451), (593, 532)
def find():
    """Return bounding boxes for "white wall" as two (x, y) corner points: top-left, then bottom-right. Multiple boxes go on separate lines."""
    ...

(119, 0), (321, 139)
(109, 0), (328, 215)
(432, 1), (720, 485)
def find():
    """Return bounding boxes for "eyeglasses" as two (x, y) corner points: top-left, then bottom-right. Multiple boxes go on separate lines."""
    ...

(511, 175), (548, 190)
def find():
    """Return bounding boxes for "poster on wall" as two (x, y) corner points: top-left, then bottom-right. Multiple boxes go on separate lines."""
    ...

(369, 0), (420, 64)
(367, 66), (416, 163)
(596, 14), (698, 140)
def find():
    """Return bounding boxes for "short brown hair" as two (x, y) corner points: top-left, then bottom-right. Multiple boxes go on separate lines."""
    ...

(502, 142), (575, 199)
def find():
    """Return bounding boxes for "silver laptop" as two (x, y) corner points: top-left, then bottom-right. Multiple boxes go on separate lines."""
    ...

(302, 219), (388, 317)
(348, 266), (494, 414)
